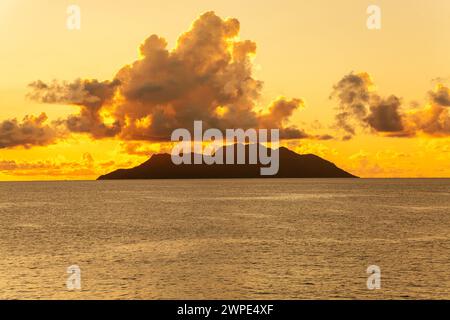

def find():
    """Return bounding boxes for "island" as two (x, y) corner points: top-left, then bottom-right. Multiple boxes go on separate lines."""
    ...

(98, 144), (357, 180)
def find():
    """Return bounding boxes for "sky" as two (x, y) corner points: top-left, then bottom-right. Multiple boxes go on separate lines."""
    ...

(0, 0), (449, 180)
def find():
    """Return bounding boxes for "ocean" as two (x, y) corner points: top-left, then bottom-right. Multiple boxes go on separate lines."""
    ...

(0, 179), (449, 299)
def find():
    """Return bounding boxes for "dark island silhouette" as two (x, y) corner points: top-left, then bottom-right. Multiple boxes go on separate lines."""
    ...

(98, 144), (357, 180)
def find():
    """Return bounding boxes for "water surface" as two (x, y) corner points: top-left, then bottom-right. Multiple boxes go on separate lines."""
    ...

(0, 179), (449, 299)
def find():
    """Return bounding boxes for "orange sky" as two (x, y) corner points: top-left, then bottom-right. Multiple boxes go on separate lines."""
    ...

(1, 0), (450, 180)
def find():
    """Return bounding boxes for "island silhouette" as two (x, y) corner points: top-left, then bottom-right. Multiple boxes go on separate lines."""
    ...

(98, 144), (357, 179)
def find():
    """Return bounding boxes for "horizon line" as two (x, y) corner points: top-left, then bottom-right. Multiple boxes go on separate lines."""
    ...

(1, 177), (450, 183)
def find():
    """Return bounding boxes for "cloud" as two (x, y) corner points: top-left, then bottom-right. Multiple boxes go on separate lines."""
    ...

(258, 97), (310, 139)
(429, 85), (450, 107)
(366, 95), (404, 133)
(0, 113), (58, 148)
(331, 73), (450, 138)
(28, 79), (120, 108)
(401, 85), (450, 137)
(29, 79), (121, 138)
(405, 106), (450, 138)
(331, 72), (405, 138)
(27, 11), (312, 143)
(259, 98), (304, 127)
(331, 72), (371, 135)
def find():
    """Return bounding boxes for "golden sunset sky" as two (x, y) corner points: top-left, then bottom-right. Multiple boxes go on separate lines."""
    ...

(0, 0), (449, 180)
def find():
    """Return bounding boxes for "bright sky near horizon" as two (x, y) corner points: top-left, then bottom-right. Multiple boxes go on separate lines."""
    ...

(0, 0), (449, 180)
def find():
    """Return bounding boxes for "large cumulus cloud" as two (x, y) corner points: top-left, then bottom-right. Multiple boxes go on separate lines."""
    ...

(26, 11), (310, 144)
